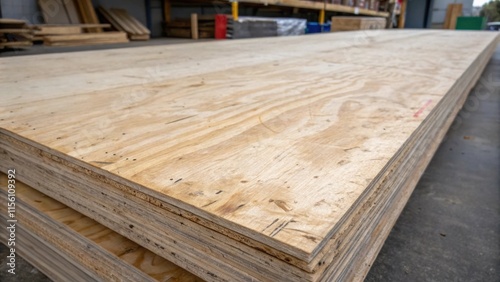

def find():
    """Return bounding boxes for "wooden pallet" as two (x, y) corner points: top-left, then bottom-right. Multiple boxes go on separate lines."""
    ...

(0, 174), (202, 281)
(0, 30), (498, 281)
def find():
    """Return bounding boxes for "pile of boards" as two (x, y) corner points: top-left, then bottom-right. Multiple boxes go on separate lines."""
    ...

(31, 24), (129, 47)
(36, 0), (149, 46)
(0, 19), (33, 50)
(98, 7), (151, 40)
(1, 30), (498, 281)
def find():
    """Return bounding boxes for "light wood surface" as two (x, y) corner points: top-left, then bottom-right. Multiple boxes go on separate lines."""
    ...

(0, 174), (202, 281)
(0, 30), (498, 281)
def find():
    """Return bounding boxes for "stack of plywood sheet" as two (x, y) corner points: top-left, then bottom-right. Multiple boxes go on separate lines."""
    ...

(0, 30), (498, 281)
(0, 19), (33, 49)
(0, 174), (202, 281)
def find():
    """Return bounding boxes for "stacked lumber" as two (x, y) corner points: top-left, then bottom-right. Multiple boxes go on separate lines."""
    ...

(30, 23), (112, 42)
(0, 30), (498, 281)
(0, 174), (202, 281)
(0, 19), (33, 49)
(331, 16), (386, 31)
(37, 0), (131, 46)
(98, 7), (151, 41)
(165, 14), (215, 39)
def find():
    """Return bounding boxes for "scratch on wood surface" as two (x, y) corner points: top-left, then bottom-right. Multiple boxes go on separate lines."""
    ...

(165, 115), (197, 125)
(90, 161), (114, 165)
(261, 218), (279, 232)
(259, 115), (279, 133)
(269, 199), (292, 212)
(303, 235), (318, 243)
(202, 200), (218, 208)
(270, 220), (292, 237)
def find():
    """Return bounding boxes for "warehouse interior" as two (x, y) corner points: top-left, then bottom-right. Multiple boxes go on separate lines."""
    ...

(0, 0), (499, 281)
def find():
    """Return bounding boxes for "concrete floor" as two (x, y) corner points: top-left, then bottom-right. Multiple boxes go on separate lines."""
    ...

(366, 45), (500, 281)
(0, 44), (499, 281)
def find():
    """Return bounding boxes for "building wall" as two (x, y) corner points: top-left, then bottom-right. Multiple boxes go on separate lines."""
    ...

(0, 0), (43, 24)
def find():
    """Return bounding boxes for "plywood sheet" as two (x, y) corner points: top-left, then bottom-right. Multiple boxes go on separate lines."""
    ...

(0, 30), (498, 281)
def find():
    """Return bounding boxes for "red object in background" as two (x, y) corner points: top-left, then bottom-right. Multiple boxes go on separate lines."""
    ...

(215, 14), (227, 40)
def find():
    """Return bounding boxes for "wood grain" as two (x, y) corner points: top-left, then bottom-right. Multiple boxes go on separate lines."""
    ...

(0, 30), (498, 281)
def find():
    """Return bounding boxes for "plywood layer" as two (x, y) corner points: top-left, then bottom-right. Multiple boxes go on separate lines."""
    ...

(0, 174), (201, 281)
(0, 30), (498, 281)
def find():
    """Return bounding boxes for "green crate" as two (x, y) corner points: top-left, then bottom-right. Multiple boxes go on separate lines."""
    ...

(456, 17), (487, 30)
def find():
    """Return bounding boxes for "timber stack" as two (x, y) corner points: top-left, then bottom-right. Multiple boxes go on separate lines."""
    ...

(0, 30), (498, 281)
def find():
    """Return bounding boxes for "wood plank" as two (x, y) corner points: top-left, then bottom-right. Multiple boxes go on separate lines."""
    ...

(0, 18), (27, 25)
(443, 3), (462, 29)
(38, 0), (71, 24)
(191, 13), (199, 40)
(64, 0), (81, 24)
(398, 0), (407, 28)
(0, 41), (32, 48)
(74, 0), (102, 33)
(0, 29), (32, 34)
(97, 6), (126, 32)
(99, 7), (150, 40)
(109, 9), (144, 35)
(164, 0), (172, 23)
(32, 25), (82, 35)
(0, 174), (202, 281)
(43, 31), (129, 46)
(114, 9), (151, 35)
(0, 30), (498, 282)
